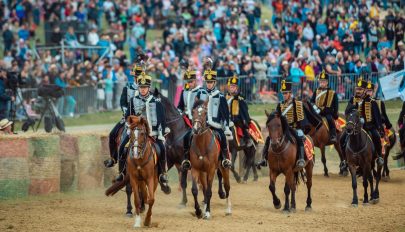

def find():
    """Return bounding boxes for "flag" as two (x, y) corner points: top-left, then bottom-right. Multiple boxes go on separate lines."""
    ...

(379, 70), (405, 100)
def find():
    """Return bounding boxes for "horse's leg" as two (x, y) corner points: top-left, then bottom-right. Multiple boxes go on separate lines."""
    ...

(383, 147), (390, 180)
(283, 171), (292, 213)
(251, 147), (259, 181)
(362, 167), (369, 205)
(348, 165), (358, 207)
(220, 166), (232, 215)
(139, 182), (147, 213)
(230, 143), (241, 183)
(144, 177), (155, 227)
(125, 183), (133, 217)
(269, 170), (281, 209)
(305, 162), (313, 211)
(191, 171), (202, 219)
(180, 169), (188, 206)
(368, 166), (375, 202)
(130, 178), (142, 228)
(372, 164), (382, 204)
(203, 168), (215, 220)
(243, 151), (252, 183)
(320, 146), (329, 177)
(290, 174), (297, 213)
(217, 169), (226, 199)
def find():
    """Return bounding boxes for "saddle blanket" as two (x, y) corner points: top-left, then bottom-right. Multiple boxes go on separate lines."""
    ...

(233, 120), (264, 146)
(304, 135), (314, 161)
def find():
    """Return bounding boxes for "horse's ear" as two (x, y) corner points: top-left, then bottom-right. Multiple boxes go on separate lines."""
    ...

(265, 110), (270, 117)
(153, 88), (159, 97)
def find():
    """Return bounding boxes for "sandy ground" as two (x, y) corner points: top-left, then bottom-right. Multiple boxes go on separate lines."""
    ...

(1, 169), (405, 232)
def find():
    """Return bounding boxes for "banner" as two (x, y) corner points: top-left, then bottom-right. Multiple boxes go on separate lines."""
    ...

(379, 70), (405, 100)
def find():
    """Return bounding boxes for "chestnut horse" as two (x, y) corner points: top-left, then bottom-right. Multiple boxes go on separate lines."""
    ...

(303, 100), (346, 177)
(345, 109), (381, 206)
(190, 100), (231, 219)
(105, 116), (158, 228)
(265, 110), (314, 212)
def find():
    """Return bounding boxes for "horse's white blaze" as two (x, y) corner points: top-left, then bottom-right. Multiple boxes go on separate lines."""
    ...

(193, 122), (198, 131)
(134, 215), (141, 228)
(133, 129), (139, 158)
(226, 198), (232, 215)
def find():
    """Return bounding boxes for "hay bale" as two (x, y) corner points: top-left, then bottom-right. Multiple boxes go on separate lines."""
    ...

(28, 136), (61, 195)
(0, 137), (29, 158)
(77, 135), (103, 190)
(59, 135), (79, 192)
(0, 158), (29, 200)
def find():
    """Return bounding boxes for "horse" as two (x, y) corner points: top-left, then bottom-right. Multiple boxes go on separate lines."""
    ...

(189, 100), (231, 219)
(265, 110), (314, 212)
(120, 89), (190, 216)
(303, 100), (346, 177)
(105, 116), (158, 228)
(382, 128), (397, 181)
(228, 126), (259, 184)
(345, 109), (381, 206)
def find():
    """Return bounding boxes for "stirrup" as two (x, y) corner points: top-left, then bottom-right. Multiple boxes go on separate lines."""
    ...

(296, 159), (305, 169)
(330, 135), (337, 143)
(104, 158), (115, 168)
(377, 157), (384, 167)
(114, 173), (124, 182)
(181, 160), (191, 171)
(222, 159), (232, 168)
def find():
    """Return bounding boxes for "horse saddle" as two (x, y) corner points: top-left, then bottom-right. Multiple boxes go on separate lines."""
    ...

(321, 117), (346, 132)
(303, 135), (314, 161)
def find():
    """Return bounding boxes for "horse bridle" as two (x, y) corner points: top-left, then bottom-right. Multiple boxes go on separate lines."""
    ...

(193, 106), (209, 135)
(346, 112), (361, 135)
(129, 125), (148, 159)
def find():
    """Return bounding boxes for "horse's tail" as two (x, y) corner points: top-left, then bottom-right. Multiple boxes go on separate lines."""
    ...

(105, 174), (129, 196)
(294, 170), (307, 187)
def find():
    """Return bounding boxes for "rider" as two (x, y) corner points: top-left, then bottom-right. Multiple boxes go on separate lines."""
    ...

(226, 74), (253, 147)
(203, 68), (232, 168)
(178, 69), (208, 171)
(120, 72), (171, 193)
(104, 64), (143, 172)
(343, 78), (384, 167)
(258, 80), (307, 170)
(310, 70), (339, 143)
(365, 81), (393, 131)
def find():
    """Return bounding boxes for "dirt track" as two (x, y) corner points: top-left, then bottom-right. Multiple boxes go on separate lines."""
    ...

(1, 170), (405, 232)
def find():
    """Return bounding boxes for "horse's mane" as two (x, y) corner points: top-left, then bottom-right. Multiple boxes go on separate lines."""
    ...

(266, 110), (294, 143)
(193, 100), (206, 110)
(154, 88), (181, 118)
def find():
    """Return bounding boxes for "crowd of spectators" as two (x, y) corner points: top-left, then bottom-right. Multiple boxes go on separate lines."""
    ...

(0, 0), (404, 121)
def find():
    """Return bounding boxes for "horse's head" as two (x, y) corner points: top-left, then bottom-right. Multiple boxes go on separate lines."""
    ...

(345, 108), (361, 135)
(265, 110), (285, 149)
(192, 100), (208, 134)
(127, 116), (150, 159)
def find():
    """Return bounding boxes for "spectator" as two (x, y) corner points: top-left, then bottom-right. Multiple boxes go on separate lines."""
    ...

(88, 26), (99, 46)
(65, 26), (80, 47)
(0, 69), (13, 120)
(253, 56), (267, 91)
(104, 71), (114, 111)
(51, 26), (63, 46)
(0, 118), (13, 135)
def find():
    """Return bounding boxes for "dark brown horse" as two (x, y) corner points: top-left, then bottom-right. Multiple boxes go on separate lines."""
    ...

(345, 109), (381, 206)
(190, 100), (231, 219)
(265, 110), (314, 212)
(382, 128), (397, 181)
(303, 101), (346, 177)
(106, 116), (158, 228)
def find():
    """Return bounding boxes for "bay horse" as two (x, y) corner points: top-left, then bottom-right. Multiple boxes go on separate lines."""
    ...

(118, 89), (191, 216)
(229, 127), (258, 184)
(382, 128), (396, 181)
(303, 100), (346, 177)
(345, 109), (381, 206)
(106, 116), (158, 228)
(265, 110), (314, 212)
(190, 100), (231, 219)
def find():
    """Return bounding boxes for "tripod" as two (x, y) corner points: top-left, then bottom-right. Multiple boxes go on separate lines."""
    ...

(35, 97), (65, 132)
(9, 88), (35, 133)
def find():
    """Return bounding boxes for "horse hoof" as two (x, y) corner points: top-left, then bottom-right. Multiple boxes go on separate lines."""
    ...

(371, 198), (379, 204)
(324, 173), (329, 178)
(352, 204), (358, 208)
(126, 212), (133, 217)
(235, 176), (241, 183)
(305, 206), (312, 212)
(253, 176), (259, 182)
(218, 192), (226, 199)
(203, 212), (211, 220)
(282, 209), (290, 214)
(242, 180), (247, 184)
(382, 176), (389, 182)
(274, 202), (282, 210)
(144, 219), (151, 227)
(290, 208), (296, 213)
(363, 202), (369, 206)
(161, 185), (171, 195)
(133, 215), (142, 228)
(196, 209), (203, 219)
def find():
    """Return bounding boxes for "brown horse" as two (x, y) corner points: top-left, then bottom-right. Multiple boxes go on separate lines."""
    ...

(303, 101), (346, 177)
(345, 109), (381, 206)
(265, 110), (314, 212)
(190, 100), (231, 219)
(106, 116), (158, 228)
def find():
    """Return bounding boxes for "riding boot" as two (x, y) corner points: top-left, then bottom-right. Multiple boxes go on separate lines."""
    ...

(181, 131), (192, 171)
(330, 127), (337, 143)
(257, 136), (270, 169)
(115, 158), (126, 182)
(296, 138), (306, 170)
(220, 148), (232, 168)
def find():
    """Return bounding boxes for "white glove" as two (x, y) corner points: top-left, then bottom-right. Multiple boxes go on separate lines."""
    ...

(360, 118), (365, 125)
(225, 127), (233, 140)
(296, 129), (304, 137)
(312, 105), (321, 114)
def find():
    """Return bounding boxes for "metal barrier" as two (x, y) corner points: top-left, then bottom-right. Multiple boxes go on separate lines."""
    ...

(13, 72), (391, 118)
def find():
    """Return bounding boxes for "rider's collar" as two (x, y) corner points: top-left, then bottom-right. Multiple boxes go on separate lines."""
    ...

(140, 92), (150, 99)
(206, 87), (216, 93)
